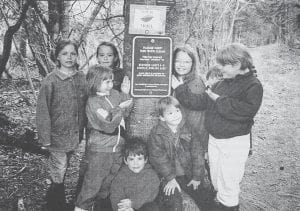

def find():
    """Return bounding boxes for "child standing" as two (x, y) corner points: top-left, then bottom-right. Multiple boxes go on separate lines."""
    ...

(96, 41), (127, 91)
(172, 46), (208, 171)
(173, 43), (263, 210)
(75, 65), (133, 211)
(148, 96), (208, 211)
(36, 39), (87, 211)
(110, 137), (160, 211)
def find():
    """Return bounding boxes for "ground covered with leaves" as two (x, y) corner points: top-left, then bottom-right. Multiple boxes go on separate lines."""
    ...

(0, 44), (299, 210)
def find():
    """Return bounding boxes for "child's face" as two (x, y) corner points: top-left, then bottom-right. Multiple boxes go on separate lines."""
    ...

(97, 77), (114, 94)
(219, 63), (241, 79)
(57, 44), (78, 69)
(97, 46), (115, 68)
(160, 105), (182, 128)
(174, 51), (193, 76)
(125, 154), (147, 174)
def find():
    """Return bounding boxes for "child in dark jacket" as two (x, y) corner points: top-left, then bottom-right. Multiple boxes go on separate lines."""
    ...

(148, 96), (208, 211)
(110, 138), (160, 211)
(172, 43), (263, 211)
(36, 39), (87, 211)
(75, 65), (133, 211)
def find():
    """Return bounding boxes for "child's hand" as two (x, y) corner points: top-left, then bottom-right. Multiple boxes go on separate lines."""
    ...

(187, 179), (201, 190)
(121, 76), (131, 94)
(164, 178), (181, 196)
(97, 108), (109, 119)
(119, 98), (133, 109)
(205, 88), (219, 101)
(171, 75), (184, 89)
(117, 198), (132, 210)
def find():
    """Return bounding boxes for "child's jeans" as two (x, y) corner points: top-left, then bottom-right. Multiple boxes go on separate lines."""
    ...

(137, 201), (159, 211)
(159, 175), (210, 211)
(76, 151), (122, 210)
(208, 134), (250, 207)
(48, 150), (74, 183)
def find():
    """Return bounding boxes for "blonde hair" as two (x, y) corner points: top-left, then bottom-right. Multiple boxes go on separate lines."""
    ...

(216, 43), (255, 72)
(157, 96), (181, 117)
(86, 65), (113, 96)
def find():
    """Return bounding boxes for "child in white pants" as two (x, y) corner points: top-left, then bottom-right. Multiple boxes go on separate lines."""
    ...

(172, 43), (263, 210)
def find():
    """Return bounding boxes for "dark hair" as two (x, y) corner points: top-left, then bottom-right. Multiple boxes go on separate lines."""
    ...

(86, 65), (113, 96)
(54, 39), (79, 68)
(157, 96), (181, 117)
(216, 43), (256, 73)
(123, 137), (148, 161)
(96, 41), (120, 68)
(172, 46), (197, 82)
(206, 65), (223, 80)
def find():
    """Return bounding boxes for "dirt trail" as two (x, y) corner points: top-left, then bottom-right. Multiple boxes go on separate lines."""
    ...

(240, 44), (300, 211)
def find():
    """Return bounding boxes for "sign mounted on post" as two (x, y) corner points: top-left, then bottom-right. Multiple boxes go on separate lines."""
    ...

(129, 4), (166, 35)
(131, 36), (172, 97)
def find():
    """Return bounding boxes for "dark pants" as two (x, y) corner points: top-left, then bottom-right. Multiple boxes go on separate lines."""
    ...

(137, 201), (159, 211)
(76, 151), (122, 210)
(159, 175), (214, 211)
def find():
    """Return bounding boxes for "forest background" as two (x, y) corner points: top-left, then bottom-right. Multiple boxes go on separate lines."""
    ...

(0, 0), (299, 210)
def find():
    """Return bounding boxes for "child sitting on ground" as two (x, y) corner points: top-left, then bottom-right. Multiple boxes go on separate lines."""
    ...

(110, 137), (160, 211)
(148, 96), (208, 211)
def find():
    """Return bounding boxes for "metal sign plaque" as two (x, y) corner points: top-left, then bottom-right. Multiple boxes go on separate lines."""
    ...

(131, 36), (172, 97)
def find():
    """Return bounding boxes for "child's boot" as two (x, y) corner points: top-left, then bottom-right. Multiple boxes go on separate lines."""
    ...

(45, 182), (66, 211)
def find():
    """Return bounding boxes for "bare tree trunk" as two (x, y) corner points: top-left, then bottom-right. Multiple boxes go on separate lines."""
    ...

(228, 0), (239, 42)
(0, 1), (31, 78)
(124, 0), (191, 140)
(79, 0), (105, 45)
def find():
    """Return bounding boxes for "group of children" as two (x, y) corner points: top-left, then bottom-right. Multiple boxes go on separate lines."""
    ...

(36, 39), (263, 211)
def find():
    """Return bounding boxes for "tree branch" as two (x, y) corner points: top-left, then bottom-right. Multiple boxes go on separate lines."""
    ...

(0, 0), (32, 78)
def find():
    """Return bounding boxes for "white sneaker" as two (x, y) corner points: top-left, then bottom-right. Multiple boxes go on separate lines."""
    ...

(74, 206), (88, 211)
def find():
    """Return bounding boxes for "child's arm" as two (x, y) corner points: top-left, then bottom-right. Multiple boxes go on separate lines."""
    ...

(173, 77), (208, 110)
(86, 98), (123, 133)
(214, 83), (263, 122)
(36, 80), (52, 147)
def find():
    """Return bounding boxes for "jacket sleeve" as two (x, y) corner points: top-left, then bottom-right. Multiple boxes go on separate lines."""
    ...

(148, 131), (176, 181)
(175, 84), (208, 110)
(119, 92), (133, 118)
(215, 83), (263, 122)
(36, 79), (52, 146)
(86, 98), (123, 133)
(110, 173), (126, 211)
(131, 170), (160, 209)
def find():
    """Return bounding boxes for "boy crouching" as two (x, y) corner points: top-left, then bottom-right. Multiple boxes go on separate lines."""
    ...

(110, 138), (160, 211)
(148, 96), (208, 211)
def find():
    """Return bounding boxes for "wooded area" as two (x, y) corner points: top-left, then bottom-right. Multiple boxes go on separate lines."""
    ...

(0, 0), (299, 210)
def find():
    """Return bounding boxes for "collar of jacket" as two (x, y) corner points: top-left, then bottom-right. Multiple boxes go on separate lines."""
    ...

(96, 91), (110, 96)
(54, 69), (78, 80)
(155, 116), (186, 135)
(223, 71), (253, 82)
